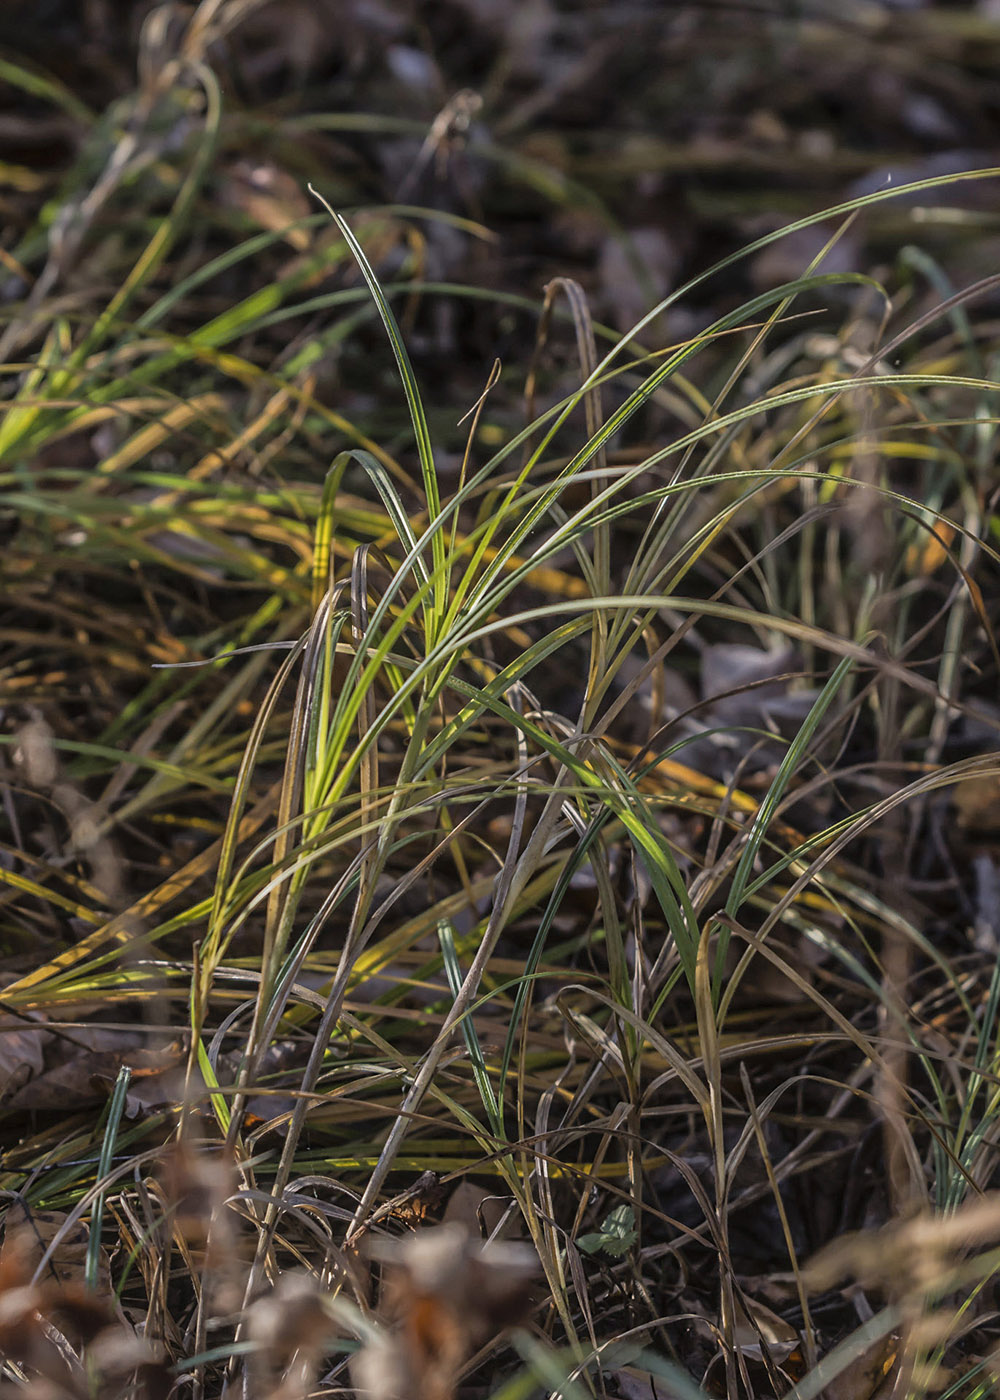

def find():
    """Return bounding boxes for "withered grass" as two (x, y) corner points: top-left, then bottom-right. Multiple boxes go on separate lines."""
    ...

(3, 4), (1000, 1398)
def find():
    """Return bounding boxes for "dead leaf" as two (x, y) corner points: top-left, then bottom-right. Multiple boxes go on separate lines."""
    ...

(732, 1294), (800, 1363)
(1, 1033), (156, 1113)
(953, 774), (1000, 833)
(0, 1012), (49, 1101)
(818, 1332), (899, 1400)
(2, 1199), (110, 1297)
(353, 1225), (539, 1400)
(220, 159), (312, 250)
(245, 1271), (338, 1400)
(700, 643), (800, 715)
(598, 227), (679, 334)
(606, 1363), (664, 1400)
(442, 1182), (519, 1240)
(750, 221), (860, 294)
(158, 1143), (245, 1312)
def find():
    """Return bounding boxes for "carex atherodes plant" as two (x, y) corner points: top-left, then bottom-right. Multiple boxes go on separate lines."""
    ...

(187, 172), (1000, 1393)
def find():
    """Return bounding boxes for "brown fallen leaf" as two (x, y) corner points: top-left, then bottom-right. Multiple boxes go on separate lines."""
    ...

(156, 1144), (246, 1315)
(732, 1294), (800, 1364)
(953, 773), (1000, 833)
(0, 1011), (49, 1102)
(0, 1210), (170, 1399)
(818, 1332), (899, 1400)
(352, 1224), (539, 1400)
(441, 1181), (520, 1240)
(2, 1036), (179, 1114)
(219, 159), (313, 250)
(245, 1271), (339, 1400)
(2, 1199), (112, 1301)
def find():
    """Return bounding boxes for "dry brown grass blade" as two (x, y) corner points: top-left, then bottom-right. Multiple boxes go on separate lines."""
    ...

(1, 780), (281, 1004)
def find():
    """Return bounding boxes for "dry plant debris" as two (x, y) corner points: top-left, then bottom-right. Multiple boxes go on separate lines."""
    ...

(3, 1), (1000, 1398)
(352, 1225), (538, 1400)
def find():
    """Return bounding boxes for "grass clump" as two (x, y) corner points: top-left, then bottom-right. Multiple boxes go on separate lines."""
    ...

(4, 3), (1000, 1397)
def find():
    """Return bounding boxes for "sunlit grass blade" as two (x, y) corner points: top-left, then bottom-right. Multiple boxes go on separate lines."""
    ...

(309, 188), (447, 645)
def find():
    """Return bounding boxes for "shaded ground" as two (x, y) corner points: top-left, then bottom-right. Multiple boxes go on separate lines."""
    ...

(3, 3), (1000, 1399)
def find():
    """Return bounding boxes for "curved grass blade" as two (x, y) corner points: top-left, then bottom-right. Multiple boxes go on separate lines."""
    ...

(308, 187), (447, 646)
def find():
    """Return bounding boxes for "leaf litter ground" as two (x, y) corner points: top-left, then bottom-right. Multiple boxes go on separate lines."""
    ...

(3, 3), (1000, 1398)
